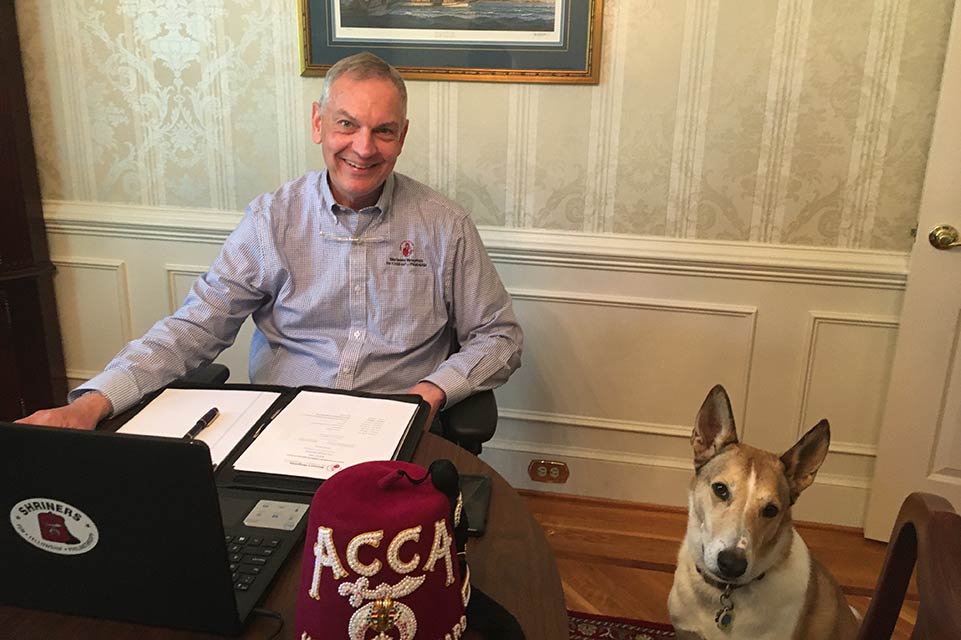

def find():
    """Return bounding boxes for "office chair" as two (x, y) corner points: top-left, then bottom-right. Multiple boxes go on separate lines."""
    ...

(856, 492), (961, 639)
(439, 388), (497, 455)
(181, 364), (498, 455)
(181, 363), (230, 385)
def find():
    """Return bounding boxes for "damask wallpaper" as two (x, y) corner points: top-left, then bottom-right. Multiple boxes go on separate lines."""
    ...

(14, 0), (955, 251)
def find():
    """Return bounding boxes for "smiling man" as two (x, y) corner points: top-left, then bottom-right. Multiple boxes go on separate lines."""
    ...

(20, 53), (523, 432)
(313, 69), (408, 211)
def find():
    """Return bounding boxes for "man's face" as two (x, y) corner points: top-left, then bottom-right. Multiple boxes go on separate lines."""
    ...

(312, 75), (409, 211)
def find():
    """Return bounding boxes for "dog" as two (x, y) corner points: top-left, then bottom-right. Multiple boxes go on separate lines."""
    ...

(668, 385), (859, 640)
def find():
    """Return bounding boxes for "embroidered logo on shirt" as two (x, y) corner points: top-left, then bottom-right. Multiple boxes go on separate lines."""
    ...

(387, 240), (427, 268)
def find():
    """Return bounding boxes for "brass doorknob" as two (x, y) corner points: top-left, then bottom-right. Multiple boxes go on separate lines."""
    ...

(929, 225), (961, 250)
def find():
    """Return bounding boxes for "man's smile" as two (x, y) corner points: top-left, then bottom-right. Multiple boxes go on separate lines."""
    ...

(341, 157), (379, 171)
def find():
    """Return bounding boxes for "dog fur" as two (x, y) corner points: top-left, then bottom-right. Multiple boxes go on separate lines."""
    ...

(667, 385), (859, 640)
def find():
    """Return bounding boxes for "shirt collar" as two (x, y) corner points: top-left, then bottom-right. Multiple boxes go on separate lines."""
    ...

(319, 170), (394, 221)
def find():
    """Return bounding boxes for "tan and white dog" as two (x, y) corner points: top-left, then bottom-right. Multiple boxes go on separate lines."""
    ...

(668, 385), (858, 640)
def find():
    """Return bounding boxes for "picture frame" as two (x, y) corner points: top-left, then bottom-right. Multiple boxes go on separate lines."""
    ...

(298, 0), (603, 84)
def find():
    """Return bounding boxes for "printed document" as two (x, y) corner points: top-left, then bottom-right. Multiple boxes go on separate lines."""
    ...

(118, 388), (282, 467)
(231, 391), (418, 480)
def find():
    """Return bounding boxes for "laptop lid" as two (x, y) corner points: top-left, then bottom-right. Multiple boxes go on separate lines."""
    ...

(0, 422), (304, 635)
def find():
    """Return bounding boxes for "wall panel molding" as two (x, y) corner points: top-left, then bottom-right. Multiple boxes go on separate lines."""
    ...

(510, 287), (757, 316)
(485, 437), (870, 490)
(44, 200), (242, 244)
(51, 256), (133, 343)
(164, 264), (207, 313)
(485, 227), (908, 288)
(796, 310), (900, 451)
(43, 200), (909, 287)
(499, 407), (692, 439)
(507, 288), (757, 430)
(500, 407), (879, 460)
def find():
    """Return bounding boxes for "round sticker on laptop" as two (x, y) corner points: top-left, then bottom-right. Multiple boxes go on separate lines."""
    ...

(10, 498), (99, 555)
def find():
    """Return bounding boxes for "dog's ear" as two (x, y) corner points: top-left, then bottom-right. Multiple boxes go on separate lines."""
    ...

(692, 385), (739, 471)
(780, 420), (830, 504)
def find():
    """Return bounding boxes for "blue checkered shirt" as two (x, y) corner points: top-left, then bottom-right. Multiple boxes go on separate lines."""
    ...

(73, 171), (523, 415)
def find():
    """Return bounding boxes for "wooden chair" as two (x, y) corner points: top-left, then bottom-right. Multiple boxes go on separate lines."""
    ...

(857, 492), (961, 639)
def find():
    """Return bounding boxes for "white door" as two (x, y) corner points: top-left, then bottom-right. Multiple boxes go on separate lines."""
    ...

(863, 0), (961, 541)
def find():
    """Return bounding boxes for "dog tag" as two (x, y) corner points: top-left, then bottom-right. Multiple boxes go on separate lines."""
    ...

(715, 588), (735, 631)
(715, 606), (734, 631)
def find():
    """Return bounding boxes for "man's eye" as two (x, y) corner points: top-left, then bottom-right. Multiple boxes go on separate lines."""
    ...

(762, 504), (780, 518)
(711, 482), (729, 500)
(337, 120), (354, 128)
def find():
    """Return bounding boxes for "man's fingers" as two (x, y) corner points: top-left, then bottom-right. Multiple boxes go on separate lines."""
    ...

(15, 407), (96, 430)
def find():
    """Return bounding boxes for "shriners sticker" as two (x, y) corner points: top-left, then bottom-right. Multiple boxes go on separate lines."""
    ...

(10, 498), (99, 555)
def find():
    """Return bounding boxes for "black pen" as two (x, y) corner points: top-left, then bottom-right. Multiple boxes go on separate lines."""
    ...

(184, 407), (219, 440)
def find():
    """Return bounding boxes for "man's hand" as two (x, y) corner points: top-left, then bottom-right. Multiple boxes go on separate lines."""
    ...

(16, 392), (112, 431)
(408, 381), (446, 432)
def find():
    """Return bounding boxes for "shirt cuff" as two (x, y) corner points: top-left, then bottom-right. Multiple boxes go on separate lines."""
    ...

(69, 369), (143, 416)
(422, 368), (472, 410)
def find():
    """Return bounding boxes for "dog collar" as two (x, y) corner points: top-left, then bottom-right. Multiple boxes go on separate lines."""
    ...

(694, 565), (766, 632)
(694, 564), (766, 591)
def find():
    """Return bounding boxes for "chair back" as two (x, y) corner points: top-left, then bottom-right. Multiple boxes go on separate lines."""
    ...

(856, 492), (961, 639)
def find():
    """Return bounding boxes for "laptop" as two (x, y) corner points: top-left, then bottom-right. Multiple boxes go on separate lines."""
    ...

(0, 422), (312, 635)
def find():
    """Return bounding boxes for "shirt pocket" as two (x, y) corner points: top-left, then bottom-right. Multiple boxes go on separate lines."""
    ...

(371, 268), (448, 346)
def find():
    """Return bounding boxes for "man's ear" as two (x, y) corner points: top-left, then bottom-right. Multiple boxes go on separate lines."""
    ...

(691, 385), (739, 470)
(780, 420), (830, 504)
(311, 102), (323, 145)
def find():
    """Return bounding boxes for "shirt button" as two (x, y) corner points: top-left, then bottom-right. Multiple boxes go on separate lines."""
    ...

(354, 285), (361, 293)
(353, 330), (361, 339)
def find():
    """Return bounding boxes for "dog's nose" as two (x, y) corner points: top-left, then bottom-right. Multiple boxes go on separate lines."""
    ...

(717, 549), (747, 579)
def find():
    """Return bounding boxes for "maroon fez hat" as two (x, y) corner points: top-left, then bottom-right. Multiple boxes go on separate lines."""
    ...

(295, 460), (468, 639)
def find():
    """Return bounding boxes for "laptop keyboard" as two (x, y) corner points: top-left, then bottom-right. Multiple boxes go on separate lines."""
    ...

(224, 534), (282, 592)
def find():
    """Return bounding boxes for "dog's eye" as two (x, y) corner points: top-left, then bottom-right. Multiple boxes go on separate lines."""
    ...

(711, 482), (729, 500)
(762, 504), (780, 518)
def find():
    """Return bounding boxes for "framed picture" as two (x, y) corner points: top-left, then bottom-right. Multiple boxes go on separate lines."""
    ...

(299, 0), (603, 84)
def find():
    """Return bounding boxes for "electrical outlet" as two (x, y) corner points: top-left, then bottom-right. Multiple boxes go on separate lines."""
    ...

(527, 459), (570, 484)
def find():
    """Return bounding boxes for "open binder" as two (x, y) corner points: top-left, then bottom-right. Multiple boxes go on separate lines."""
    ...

(117, 381), (428, 495)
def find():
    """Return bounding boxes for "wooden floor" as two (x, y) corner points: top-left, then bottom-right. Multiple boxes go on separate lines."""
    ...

(522, 491), (918, 638)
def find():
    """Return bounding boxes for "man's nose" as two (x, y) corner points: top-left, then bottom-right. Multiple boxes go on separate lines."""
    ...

(353, 129), (376, 156)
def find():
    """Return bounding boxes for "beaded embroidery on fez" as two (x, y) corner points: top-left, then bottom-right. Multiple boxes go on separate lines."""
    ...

(295, 460), (468, 640)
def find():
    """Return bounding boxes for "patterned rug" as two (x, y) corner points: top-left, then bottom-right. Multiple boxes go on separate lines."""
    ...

(569, 610), (676, 639)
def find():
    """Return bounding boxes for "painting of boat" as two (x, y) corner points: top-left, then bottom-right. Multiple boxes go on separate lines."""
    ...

(339, 0), (394, 16)
(306, 0), (599, 85)
(338, 0), (555, 32)
(396, 0), (477, 7)
(341, 0), (476, 16)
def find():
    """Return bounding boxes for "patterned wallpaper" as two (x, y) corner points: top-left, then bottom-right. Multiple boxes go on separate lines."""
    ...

(14, 0), (955, 251)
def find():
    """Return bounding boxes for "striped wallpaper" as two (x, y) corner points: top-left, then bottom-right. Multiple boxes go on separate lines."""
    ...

(15, 0), (955, 251)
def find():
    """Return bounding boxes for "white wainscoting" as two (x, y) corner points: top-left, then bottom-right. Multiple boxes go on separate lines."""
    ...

(44, 200), (909, 527)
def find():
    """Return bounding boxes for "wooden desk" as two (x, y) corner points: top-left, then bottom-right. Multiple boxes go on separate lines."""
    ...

(1, 433), (568, 640)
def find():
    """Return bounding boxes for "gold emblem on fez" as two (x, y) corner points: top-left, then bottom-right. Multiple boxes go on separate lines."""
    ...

(369, 597), (399, 632)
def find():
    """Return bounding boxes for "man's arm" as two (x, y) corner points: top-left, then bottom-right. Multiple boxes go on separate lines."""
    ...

(17, 391), (112, 430)
(420, 214), (523, 409)
(18, 205), (272, 426)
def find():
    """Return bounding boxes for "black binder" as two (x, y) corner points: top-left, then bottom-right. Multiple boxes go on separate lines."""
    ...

(136, 380), (429, 496)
